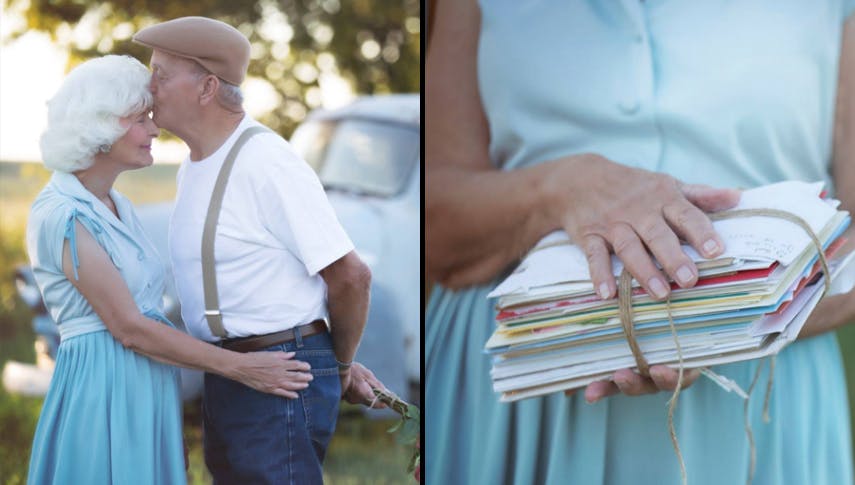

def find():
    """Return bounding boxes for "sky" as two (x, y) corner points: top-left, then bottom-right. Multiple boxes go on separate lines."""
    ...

(0, 29), (71, 162)
(0, 9), (354, 164)
(0, 27), (193, 163)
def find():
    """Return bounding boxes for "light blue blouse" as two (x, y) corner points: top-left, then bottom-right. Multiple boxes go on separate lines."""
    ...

(478, 0), (853, 190)
(27, 171), (167, 338)
(427, 2), (855, 484)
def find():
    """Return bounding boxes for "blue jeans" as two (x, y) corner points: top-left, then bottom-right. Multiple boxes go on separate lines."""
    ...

(203, 329), (341, 485)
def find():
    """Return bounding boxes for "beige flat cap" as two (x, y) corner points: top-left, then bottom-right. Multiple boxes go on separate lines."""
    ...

(133, 17), (250, 85)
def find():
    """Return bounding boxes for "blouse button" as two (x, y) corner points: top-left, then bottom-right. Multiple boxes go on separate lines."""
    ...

(618, 100), (640, 115)
(138, 253), (145, 261)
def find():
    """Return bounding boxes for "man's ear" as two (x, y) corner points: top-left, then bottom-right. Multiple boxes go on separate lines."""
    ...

(199, 74), (219, 105)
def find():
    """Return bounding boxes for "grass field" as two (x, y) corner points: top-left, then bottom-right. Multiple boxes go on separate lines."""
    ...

(0, 161), (413, 484)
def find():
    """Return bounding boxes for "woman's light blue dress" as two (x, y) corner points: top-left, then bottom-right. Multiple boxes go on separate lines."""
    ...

(427, 2), (855, 484)
(26, 171), (185, 484)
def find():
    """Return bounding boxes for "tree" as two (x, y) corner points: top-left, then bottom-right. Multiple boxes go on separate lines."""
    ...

(3, 0), (420, 136)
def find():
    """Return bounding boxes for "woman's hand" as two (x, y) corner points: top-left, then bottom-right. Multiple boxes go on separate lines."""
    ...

(542, 154), (741, 301)
(549, 156), (734, 400)
(340, 362), (388, 408)
(568, 365), (701, 403)
(232, 351), (313, 399)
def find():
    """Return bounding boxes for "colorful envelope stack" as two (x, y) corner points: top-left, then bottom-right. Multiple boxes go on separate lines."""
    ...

(485, 181), (854, 402)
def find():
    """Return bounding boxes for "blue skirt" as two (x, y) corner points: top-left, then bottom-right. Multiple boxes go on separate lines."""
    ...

(426, 283), (854, 484)
(27, 329), (185, 484)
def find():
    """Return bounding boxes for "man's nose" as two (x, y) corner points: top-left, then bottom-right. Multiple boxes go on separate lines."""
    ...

(148, 77), (157, 93)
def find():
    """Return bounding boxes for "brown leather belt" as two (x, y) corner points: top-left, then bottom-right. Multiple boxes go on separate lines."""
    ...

(219, 319), (328, 353)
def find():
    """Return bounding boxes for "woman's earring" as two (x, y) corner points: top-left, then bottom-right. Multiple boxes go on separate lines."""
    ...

(98, 144), (111, 153)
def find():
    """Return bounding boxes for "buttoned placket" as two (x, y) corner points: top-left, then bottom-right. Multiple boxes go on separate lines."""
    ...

(619, 0), (664, 172)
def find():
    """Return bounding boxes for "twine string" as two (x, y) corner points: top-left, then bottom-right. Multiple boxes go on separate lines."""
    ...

(370, 387), (411, 416)
(762, 356), (776, 424)
(618, 269), (650, 377)
(743, 361), (765, 485)
(615, 208), (831, 485)
(665, 298), (688, 485)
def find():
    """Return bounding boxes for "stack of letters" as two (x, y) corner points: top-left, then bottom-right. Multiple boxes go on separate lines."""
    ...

(486, 181), (855, 402)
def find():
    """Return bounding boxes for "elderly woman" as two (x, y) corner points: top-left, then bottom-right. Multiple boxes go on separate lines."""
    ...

(426, 2), (855, 485)
(26, 55), (313, 484)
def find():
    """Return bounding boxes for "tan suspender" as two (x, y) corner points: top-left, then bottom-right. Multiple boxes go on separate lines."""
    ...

(202, 126), (270, 338)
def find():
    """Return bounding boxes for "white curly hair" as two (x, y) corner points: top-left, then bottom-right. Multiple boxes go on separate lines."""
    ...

(40, 55), (153, 172)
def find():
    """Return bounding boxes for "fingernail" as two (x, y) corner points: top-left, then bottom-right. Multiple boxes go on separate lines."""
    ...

(584, 388), (600, 403)
(598, 283), (610, 300)
(703, 239), (719, 256)
(676, 265), (694, 285)
(648, 278), (669, 299)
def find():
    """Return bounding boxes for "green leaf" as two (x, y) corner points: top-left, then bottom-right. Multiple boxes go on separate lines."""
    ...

(397, 416), (419, 445)
(371, 389), (420, 476)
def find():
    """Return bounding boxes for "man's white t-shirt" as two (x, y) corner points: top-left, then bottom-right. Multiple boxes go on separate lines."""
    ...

(168, 115), (354, 342)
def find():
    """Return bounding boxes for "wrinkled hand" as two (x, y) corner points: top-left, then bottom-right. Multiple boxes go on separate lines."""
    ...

(544, 154), (741, 300)
(566, 365), (701, 402)
(543, 156), (736, 400)
(235, 351), (312, 399)
(340, 362), (388, 408)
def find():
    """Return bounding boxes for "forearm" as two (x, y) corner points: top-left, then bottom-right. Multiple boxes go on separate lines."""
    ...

(115, 315), (240, 378)
(797, 227), (855, 338)
(326, 278), (370, 364)
(425, 0), (565, 287)
(802, 18), (855, 338)
(798, 290), (855, 338)
(425, 159), (570, 288)
(833, 16), (855, 219)
(110, 313), (311, 399)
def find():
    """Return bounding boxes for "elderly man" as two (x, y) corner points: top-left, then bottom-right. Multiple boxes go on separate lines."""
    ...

(132, 17), (385, 483)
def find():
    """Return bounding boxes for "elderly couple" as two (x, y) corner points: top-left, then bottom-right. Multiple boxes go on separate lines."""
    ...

(26, 17), (385, 484)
